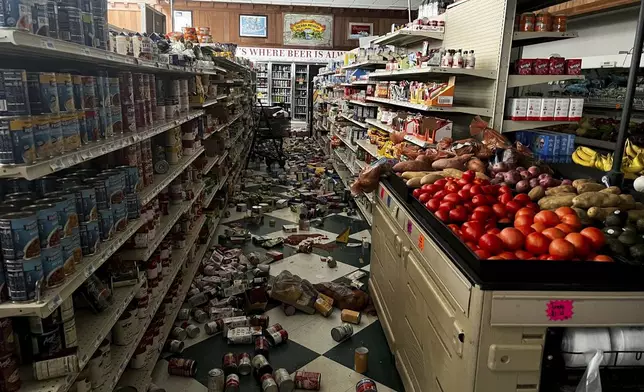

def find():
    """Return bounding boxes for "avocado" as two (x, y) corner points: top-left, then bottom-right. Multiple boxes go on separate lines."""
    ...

(602, 226), (623, 239)
(607, 239), (627, 256)
(613, 210), (629, 226)
(623, 225), (638, 235)
(636, 218), (644, 233)
(605, 214), (623, 227)
(630, 244), (644, 262)
(618, 231), (639, 246)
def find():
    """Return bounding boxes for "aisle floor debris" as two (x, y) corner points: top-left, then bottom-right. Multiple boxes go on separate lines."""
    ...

(151, 137), (404, 392)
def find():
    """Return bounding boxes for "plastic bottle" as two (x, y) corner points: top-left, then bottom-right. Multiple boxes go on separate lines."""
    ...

(466, 50), (476, 69)
(453, 49), (463, 68)
(441, 49), (452, 68)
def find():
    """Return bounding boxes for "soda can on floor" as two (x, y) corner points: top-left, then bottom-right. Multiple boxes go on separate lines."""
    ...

(254, 336), (270, 358)
(184, 324), (199, 338)
(224, 374), (239, 392)
(167, 358), (196, 377)
(205, 320), (223, 336)
(251, 354), (272, 379)
(222, 352), (237, 376)
(207, 368), (224, 392)
(331, 323), (354, 343)
(237, 353), (251, 376)
(294, 371), (321, 390)
(268, 329), (288, 346)
(260, 374), (278, 392)
(356, 378), (377, 392)
(273, 368), (294, 392)
(265, 324), (283, 335)
(164, 339), (184, 353)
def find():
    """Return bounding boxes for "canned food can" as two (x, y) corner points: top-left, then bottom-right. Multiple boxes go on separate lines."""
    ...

(97, 209), (113, 241)
(224, 374), (239, 392)
(121, 103), (135, 133)
(95, 75), (109, 108)
(222, 352), (237, 375)
(0, 116), (36, 164)
(167, 358), (196, 377)
(93, 16), (107, 50)
(32, 115), (52, 159)
(164, 339), (184, 353)
(5, 257), (43, 302)
(71, 75), (83, 111)
(57, 6), (84, 45)
(68, 186), (97, 222)
(118, 72), (133, 105)
(273, 368), (294, 392)
(111, 105), (122, 134)
(356, 378), (377, 392)
(0, 318), (15, 355)
(27, 72), (59, 114)
(56, 73), (75, 112)
(107, 77), (120, 106)
(260, 374), (278, 392)
(0, 69), (30, 116)
(177, 308), (190, 320)
(171, 327), (187, 341)
(20, 203), (60, 249)
(75, 110), (87, 144)
(116, 165), (141, 193)
(59, 235), (76, 274)
(125, 193), (140, 219)
(331, 323), (354, 343)
(251, 354), (272, 377)
(134, 100), (145, 128)
(111, 202), (127, 232)
(0, 0), (32, 31)
(60, 111), (81, 151)
(81, 76), (97, 108)
(268, 330), (288, 346)
(294, 371), (321, 390)
(265, 324), (283, 335)
(185, 324), (200, 338)
(61, 318), (77, 348)
(249, 315), (269, 329)
(98, 107), (112, 138)
(193, 309), (208, 324)
(254, 336), (270, 358)
(205, 320), (223, 336)
(35, 196), (78, 236)
(341, 309), (362, 325)
(83, 109), (99, 142)
(84, 177), (109, 211)
(207, 368), (225, 392)
(47, 114), (63, 155)
(237, 353), (251, 376)
(31, 0), (48, 36)
(0, 211), (40, 260)
(78, 220), (99, 256)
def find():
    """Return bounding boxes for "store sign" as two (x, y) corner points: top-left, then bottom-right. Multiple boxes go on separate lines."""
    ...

(283, 14), (334, 47)
(236, 47), (346, 63)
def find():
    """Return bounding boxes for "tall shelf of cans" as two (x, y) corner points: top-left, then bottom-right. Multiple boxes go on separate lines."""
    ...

(0, 18), (255, 392)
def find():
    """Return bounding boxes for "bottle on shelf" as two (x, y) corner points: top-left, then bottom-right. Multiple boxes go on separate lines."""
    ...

(453, 49), (463, 69)
(466, 50), (476, 69)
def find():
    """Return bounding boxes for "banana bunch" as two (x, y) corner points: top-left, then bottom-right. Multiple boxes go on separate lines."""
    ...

(572, 140), (644, 173)
(572, 146), (599, 168)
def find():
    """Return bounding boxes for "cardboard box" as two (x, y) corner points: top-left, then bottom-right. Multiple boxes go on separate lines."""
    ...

(554, 98), (570, 121)
(416, 117), (453, 143)
(568, 98), (584, 121)
(540, 98), (556, 121)
(526, 98), (542, 121)
(530, 132), (557, 162)
(508, 98), (528, 121)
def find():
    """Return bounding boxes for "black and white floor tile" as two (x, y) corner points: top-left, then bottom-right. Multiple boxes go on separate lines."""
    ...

(151, 157), (404, 392)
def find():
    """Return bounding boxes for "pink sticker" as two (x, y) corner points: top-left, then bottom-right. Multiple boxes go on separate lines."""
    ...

(546, 300), (574, 321)
(380, 188), (385, 199)
(407, 220), (412, 234)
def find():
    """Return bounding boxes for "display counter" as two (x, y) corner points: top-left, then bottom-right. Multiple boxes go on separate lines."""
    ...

(370, 179), (644, 392)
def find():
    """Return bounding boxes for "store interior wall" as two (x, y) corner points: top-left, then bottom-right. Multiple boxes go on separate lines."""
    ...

(521, 6), (644, 68)
(107, 1), (408, 50)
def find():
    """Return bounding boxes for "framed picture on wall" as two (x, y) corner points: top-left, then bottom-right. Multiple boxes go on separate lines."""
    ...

(240, 15), (268, 38)
(348, 22), (373, 40)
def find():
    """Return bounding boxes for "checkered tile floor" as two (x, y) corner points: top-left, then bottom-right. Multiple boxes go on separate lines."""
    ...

(151, 153), (404, 392)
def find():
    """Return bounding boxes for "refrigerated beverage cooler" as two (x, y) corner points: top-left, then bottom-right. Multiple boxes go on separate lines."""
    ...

(255, 62), (269, 105)
(294, 64), (308, 121)
(261, 63), (319, 124)
(270, 63), (293, 114)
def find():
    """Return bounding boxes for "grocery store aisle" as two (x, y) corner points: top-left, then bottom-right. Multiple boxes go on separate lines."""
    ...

(150, 138), (404, 391)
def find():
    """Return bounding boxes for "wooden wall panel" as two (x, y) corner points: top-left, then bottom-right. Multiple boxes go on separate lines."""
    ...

(107, 8), (141, 32)
(108, 2), (408, 50)
(542, 0), (638, 15)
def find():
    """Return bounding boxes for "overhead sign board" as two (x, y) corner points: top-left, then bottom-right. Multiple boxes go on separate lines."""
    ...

(236, 47), (346, 63)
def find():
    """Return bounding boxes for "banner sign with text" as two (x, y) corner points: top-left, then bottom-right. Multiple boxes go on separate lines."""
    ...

(236, 47), (346, 64)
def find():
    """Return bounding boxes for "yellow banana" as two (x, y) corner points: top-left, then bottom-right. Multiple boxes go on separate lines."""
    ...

(579, 146), (598, 157)
(624, 152), (644, 173)
(626, 140), (637, 159)
(573, 150), (596, 168)
(576, 147), (594, 161)
(632, 141), (643, 155)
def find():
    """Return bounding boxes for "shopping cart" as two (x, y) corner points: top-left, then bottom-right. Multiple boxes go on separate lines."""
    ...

(247, 100), (290, 171)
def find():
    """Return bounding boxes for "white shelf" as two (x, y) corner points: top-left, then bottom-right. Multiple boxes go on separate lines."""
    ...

(334, 150), (357, 176)
(204, 174), (229, 208)
(356, 139), (379, 158)
(203, 155), (219, 175)
(0, 111), (204, 180)
(365, 118), (393, 133)
(512, 31), (578, 46)
(190, 98), (219, 108)
(120, 182), (205, 261)
(355, 160), (367, 171)
(502, 120), (577, 132)
(117, 215), (214, 391)
(0, 30), (219, 75)
(369, 66), (496, 80)
(341, 114), (368, 129)
(333, 131), (358, 153)
(372, 29), (444, 46)
(355, 197), (373, 226)
(18, 275), (145, 392)
(319, 70), (340, 76)
(507, 74), (585, 88)
(350, 81), (375, 86)
(349, 100), (379, 107)
(342, 60), (388, 70)
(366, 97), (491, 116)
(139, 148), (205, 206)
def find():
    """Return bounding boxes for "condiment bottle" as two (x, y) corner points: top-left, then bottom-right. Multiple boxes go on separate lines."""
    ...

(452, 49), (463, 68)
(441, 49), (452, 67)
(466, 50), (476, 69)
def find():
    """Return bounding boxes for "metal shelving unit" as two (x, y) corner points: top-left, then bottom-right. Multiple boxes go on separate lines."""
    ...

(372, 29), (444, 46)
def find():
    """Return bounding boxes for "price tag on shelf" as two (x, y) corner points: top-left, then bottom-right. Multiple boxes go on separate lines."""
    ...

(418, 234), (425, 251)
(49, 159), (64, 171)
(81, 47), (90, 55)
(64, 156), (75, 167)
(48, 294), (63, 311)
(84, 264), (95, 278)
(407, 220), (413, 234)
(100, 146), (108, 155)
(41, 39), (55, 49)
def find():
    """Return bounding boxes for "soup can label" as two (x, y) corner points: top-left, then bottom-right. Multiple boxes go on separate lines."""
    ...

(48, 114), (63, 156)
(31, 1), (48, 36)
(125, 193), (140, 219)
(41, 245), (65, 288)
(98, 107), (112, 139)
(32, 114), (52, 159)
(76, 110), (88, 144)
(356, 378), (377, 392)
(83, 109), (99, 142)
(0, 212), (40, 260)
(40, 195), (78, 236)
(79, 220), (99, 256)
(121, 103), (135, 133)
(61, 111), (80, 151)
(108, 77), (120, 106)
(112, 202), (127, 232)
(59, 235), (76, 275)
(56, 73), (75, 112)
(31, 204), (61, 248)
(294, 371), (321, 390)
(85, 177), (109, 210)
(27, 72), (59, 114)
(97, 209), (113, 241)
(70, 187), (97, 222)
(6, 257), (43, 302)
(81, 76), (97, 108)
(111, 105), (123, 134)
(72, 74), (83, 110)
(0, 116), (36, 164)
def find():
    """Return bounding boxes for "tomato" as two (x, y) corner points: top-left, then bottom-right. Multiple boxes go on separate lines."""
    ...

(485, 194), (498, 205)
(447, 224), (461, 234)
(462, 170), (476, 183)
(434, 179), (447, 187)
(471, 194), (488, 207)
(463, 202), (474, 212)
(555, 223), (575, 234)
(439, 202), (456, 211)
(515, 225), (534, 237)
(498, 218), (511, 224)
(426, 199), (441, 212)
(525, 202), (540, 212)
(421, 184), (434, 192)
(513, 194), (532, 205)
(565, 233), (591, 258)
(457, 178), (470, 187)
(513, 214), (534, 228)
(419, 193), (432, 204)
(469, 185), (483, 197)
(487, 256), (504, 260)
(549, 238), (575, 259)
(539, 254), (550, 260)
(547, 255), (564, 261)
(516, 207), (536, 218)
(445, 182), (460, 193)
(499, 185), (512, 194)
(534, 210), (561, 227)
(554, 207), (576, 219)
(462, 183), (473, 193)
(425, 184), (442, 195)
(531, 222), (547, 232)
(485, 221), (498, 231)
(580, 227), (606, 251)
(525, 232), (551, 255)
(486, 228), (501, 235)
(492, 204), (507, 219)
(413, 188), (422, 198)
(473, 205), (493, 216)
(457, 189), (469, 201)
(482, 185), (498, 195)
(505, 201), (523, 216)
(462, 221), (485, 242)
(474, 249), (491, 259)
(443, 193), (461, 205)
(498, 251), (517, 260)
(498, 193), (513, 205)
(478, 233), (504, 254)
(542, 228), (566, 241)
(593, 255), (614, 262)
(449, 207), (468, 222)
(498, 228), (525, 251)
(515, 250), (534, 260)
(435, 209), (450, 222)
(433, 190), (447, 200)
(470, 211), (488, 222)
(561, 214), (582, 230)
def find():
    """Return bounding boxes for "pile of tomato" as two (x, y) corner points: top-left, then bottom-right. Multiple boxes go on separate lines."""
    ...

(411, 170), (613, 261)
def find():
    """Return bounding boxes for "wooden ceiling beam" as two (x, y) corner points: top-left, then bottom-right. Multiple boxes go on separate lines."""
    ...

(541, 0), (638, 16)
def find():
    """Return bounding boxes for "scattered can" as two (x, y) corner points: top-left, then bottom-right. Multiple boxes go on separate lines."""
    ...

(0, 116), (36, 164)
(273, 368), (294, 392)
(237, 353), (251, 376)
(356, 378), (377, 392)
(205, 320), (223, 336)
(294, 371), (321, 390)
(341, 309), (361, 325)
(354, 347), (368, 373)
(260, 374), (278, 392)
(167, 358), (196, 377)
(222, 352), (237, 376)
(164, 339), (184, 353)
(331, 323), (354, 343)
(268, 329), (288, 346)
(185, 324), (200, 338)
(254, 336), (270, 358)
(265, 324), (283, 335)
(224, 374), (239, 392)
(251, 354), (272, 379)
(207, 368), (225, 392)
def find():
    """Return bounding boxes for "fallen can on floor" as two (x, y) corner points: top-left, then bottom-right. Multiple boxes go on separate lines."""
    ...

(294, 371), (321, 390)
(260, 373), (278, 392)
(273, 368), (294, 392)
(331, 323), (354, 342)
(167, 358), (196, 377)
(356, 378), (378, 392)
(207, 368), (224, 392)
